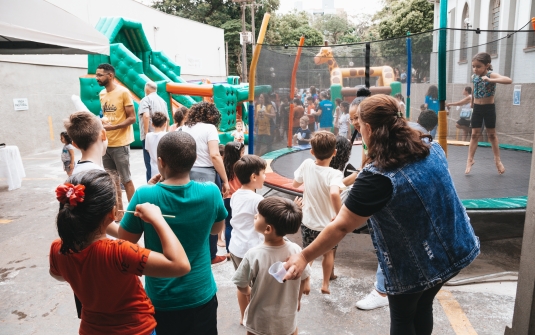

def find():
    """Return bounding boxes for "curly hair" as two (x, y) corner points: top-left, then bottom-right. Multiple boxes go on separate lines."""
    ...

(185, 102), (221, 127)
(330, 136), (352, 171)
(359, 95), (430, 171)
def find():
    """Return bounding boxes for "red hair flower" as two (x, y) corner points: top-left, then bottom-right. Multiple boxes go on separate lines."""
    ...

(56, 183), (85, 207)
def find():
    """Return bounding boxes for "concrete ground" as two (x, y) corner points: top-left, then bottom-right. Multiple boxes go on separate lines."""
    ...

(0, 148), (522, 334)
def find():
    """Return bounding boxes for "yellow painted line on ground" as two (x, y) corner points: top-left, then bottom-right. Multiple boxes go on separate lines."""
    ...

(437, 289), (478, 335)
(48, 116), (54, 141)
(0, 219), (13, 224)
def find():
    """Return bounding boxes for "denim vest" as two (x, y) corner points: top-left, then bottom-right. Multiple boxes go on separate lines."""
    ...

(363, 142), (480, 295)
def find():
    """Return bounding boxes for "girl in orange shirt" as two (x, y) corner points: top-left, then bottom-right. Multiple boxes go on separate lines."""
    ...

(49, 169), (190, 335)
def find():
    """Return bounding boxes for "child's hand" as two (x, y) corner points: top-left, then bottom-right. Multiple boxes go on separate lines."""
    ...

(294, 196), (304, 209)
(481, 75), (490, 82)
(148, 173), (162, 185)
(134, 203), (164, 224)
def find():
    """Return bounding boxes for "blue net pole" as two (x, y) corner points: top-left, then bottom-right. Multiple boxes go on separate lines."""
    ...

(406, 32), (412, 119)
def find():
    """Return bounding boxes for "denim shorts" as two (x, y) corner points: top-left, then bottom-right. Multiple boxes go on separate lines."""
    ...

(103, 145), (132, 183)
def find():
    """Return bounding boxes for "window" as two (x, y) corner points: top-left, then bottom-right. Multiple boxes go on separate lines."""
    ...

(460, 4), (469, 62)
(487, 0), (500, 55)
(528, 1), (535, 48)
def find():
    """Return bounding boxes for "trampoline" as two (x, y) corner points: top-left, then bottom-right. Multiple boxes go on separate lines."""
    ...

(263, 142), (532, 211)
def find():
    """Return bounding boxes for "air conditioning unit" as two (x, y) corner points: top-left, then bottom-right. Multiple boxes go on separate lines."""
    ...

(240, 32), (253, 45)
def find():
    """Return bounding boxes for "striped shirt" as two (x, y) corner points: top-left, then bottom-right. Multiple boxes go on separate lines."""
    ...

(138, 92), (168, 141)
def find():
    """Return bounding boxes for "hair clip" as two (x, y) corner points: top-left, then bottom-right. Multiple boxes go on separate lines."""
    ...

(234, 142), (244, 151)
(56, 183), (85, 207)
(397, 111), (403, 118)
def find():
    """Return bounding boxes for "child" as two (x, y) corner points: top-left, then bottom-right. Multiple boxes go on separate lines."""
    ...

(232, 197), (311, 335)
(63, 111), (107, 175)
(395, 93), (406, 113)
(229, 155), (267, 324)
(293, 116), (312, 146)
(232, 121), (245, 143)
(223, 141), (246, 256)
(333, 98), (342, 135)
(466, 52), (512, 175)
(49, 169), (190, 334)
(338, 101), (350, 139)
(293, 131), (344, 294)
(60, 131), (75, 176)
(305, 96), (316, 130)
(292, 98), (305, 135)
(168, 106), (187, 132)
(119, 131), (227, 334)
(145, 111), (168, 179)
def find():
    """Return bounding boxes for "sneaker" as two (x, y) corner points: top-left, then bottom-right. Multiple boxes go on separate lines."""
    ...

(355, 290), (389, 310)
(211, 255), (227, 267)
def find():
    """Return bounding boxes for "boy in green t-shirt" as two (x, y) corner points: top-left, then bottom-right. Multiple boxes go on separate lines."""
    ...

(119, 131), (227, 335)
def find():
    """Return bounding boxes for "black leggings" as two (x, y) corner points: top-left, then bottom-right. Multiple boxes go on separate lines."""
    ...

(388, 283), (443, 335)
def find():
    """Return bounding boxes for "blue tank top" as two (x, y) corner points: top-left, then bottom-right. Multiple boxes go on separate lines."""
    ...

(472, 71), (496, 98)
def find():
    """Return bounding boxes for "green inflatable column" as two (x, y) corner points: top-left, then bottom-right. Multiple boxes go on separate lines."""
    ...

(213, 84), (238, 132)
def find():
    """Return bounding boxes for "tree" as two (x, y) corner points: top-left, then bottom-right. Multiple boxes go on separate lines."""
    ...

(152, 0), (280, 77)
(265, 11), (324, 46)
(312, 13), (352, 44)
(369, 0), (434, 80)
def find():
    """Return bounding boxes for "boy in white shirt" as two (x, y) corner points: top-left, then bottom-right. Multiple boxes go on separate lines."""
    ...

(338, 101), (350, 139)
(293, 131), (344, 295)
(229, 155), (267, 324)
(145, 112), (168, 179)
(232, 196), (311, 335)
(231, 120), (245, 143)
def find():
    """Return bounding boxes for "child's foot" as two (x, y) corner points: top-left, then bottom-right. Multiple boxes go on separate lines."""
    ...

(329, 273), (338, 281)
(496, 160), (505, 174)
(303, 280), (311, 295)
(321, 286), (330, 295)
(465, 160), (475, 174)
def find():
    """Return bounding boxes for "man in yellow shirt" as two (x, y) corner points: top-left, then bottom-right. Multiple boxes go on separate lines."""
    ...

(96, 63), (136, 201)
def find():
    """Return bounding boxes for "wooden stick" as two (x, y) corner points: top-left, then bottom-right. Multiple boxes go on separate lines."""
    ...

(118, 210), (175, 218)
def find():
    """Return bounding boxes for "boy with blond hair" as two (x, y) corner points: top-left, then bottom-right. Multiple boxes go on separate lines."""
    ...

(293, 131), (344, 294)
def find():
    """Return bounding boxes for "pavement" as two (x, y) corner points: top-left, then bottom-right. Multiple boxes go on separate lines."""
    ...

(0, 147), (523, 334)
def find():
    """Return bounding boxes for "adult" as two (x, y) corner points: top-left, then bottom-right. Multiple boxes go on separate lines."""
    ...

(292, 98), (305, 136)
(284, 95), (480, 335)
(182, 102), (229, 266)
(96, 63), (136, 202)
(313, 92), (334, 131)
(445, 87), (472, 142)
(254, 93), (276, 156)
(138, 81), (168, 182)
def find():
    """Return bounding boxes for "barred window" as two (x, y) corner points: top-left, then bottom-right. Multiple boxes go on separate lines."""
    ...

(460, 4), (469, 62)
(487, 0), (500, 55)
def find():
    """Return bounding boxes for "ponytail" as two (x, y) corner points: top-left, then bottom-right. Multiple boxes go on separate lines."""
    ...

(56, 170), (115, 254)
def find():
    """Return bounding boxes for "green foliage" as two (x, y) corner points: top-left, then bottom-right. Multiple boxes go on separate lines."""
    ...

(312, 13), (352, 44)
(265, 11), (324, 46)
(152, 0), (280, 77)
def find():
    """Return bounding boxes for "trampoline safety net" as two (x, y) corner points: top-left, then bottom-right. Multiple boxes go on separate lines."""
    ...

(250, 23), (535, 209)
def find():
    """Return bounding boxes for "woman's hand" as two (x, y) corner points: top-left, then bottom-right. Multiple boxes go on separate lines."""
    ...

(283, 252), (308, 281)
(293, 196), (304, 209)
(222, 182), (230, 197)
(134, 203), (164, 225)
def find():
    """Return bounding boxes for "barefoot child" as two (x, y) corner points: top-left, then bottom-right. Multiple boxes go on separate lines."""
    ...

(232, 197), (311, 335)
(293, 131), (345, 294)
(229, 155), (267, 324)
(466, 52), (512, 175)
(49, 169), (190, 334)
(60, 132), (75, 176)
(337, 102), (350, 139)
(232, 121), (246, 143)
(293, 116), (312, 146)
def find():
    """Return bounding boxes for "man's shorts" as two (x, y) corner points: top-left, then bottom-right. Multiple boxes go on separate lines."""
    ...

(103, 146), (132, 183)
(301, 224), (338, 250)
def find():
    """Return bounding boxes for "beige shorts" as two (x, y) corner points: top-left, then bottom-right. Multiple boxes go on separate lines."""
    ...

(103, 145), (131, 183)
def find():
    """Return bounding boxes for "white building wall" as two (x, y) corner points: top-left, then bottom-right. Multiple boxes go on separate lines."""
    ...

(0, 0), (227, 81)
(440, 0), (535, 84)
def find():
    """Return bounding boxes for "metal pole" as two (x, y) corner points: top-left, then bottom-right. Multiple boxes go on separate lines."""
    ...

(251, 1), (256, 54)
(241, 4), (248, 83)
(406, 32), (412, 119)
(437, 0), (448, 155)
(225, 42), (229, 77)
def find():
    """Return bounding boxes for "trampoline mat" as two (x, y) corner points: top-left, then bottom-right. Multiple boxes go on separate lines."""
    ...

(270, 145), (532, 200)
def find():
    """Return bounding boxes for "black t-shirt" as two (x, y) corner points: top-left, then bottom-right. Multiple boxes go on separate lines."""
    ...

(344, 171), (393, 217)
(296, 128), (311, 145)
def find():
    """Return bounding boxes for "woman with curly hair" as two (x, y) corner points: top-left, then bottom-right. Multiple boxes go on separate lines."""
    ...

(284, 95), (479, 335)
(182, 101), (229, 265)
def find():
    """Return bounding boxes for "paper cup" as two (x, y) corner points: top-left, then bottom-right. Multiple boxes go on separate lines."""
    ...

(268, 261), (287, 283)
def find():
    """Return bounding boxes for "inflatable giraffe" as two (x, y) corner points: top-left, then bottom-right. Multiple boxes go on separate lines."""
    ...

(314, 47), (395, 87)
